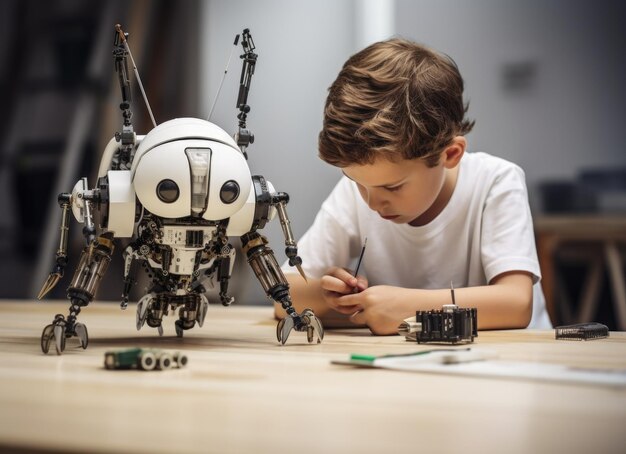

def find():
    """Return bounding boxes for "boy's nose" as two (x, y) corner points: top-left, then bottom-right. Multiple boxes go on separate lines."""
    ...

(365, 190), (385, 211)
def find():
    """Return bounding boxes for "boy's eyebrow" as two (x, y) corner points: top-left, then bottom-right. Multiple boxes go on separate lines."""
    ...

(341, 170), (407, 188)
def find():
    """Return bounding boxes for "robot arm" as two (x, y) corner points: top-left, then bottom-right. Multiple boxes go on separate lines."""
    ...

(37, 177), (99, 299)
(37, 193), (71, 299)
(240, 231), (322, 344)
(38, 173), (117, 354)
(229, 177), (321, 344)
(227, 177), (305, 277)
(272, 192), (306, 281)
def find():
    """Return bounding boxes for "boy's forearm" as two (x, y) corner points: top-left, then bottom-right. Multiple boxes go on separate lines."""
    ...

(276, 272), (533, 331)
(399, 273), (533, 330)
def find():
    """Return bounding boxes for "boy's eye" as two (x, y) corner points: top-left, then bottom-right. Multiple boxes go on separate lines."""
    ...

(384, 185), (403, 192)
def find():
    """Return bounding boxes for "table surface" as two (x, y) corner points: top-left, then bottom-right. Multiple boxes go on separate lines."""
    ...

(1, 301), (626, 454)
(534, 214), (626, 239)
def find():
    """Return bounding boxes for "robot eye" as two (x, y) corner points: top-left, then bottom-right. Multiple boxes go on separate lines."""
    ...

(156, 179), (180, 203)
(220, 180), (240, 204)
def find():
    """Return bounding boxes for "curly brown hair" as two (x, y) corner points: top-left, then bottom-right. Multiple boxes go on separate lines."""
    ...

(319, 38), (474, 168)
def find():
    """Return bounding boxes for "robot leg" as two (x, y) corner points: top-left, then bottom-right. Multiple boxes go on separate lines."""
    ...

(41, 234), (114, 354)
(138, 293), (167, 337)
(175, 294), (207, 338)
(241, 232), (324, 344)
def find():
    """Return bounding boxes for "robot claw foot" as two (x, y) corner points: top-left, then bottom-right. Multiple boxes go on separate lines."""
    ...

(41, 314), (89, 355)
(276, 309), (324, 345)
(37, 272), (62, 300)
(136, 293), (156, 331)
(174, 319), (197, 338)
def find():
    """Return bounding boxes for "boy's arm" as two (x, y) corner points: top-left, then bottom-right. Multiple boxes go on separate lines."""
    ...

(341, 271), (533, 334)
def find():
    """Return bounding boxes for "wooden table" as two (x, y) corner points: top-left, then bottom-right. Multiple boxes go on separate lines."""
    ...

(1, 301), (625, 454)
(535, 215), (626, 328)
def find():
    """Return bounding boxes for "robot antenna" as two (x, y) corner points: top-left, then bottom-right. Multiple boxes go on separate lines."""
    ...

(208, 33), (241, 122)
(234, 28), (257, 158)
(114, 24), (157, 128)
(206, 28), (257, 157)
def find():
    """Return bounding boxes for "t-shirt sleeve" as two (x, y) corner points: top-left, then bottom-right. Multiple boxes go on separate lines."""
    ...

(480, 164), (542, 284)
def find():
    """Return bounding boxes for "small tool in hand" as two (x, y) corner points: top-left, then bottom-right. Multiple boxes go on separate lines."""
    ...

(349, 238), (368, 319)
(352, 237), (367, 289)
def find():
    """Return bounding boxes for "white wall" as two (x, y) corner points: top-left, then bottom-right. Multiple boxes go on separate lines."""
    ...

(396, 0), (626, 207)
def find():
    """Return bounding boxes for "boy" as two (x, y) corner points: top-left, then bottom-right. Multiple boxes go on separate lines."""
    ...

(276, 38), (552, 334)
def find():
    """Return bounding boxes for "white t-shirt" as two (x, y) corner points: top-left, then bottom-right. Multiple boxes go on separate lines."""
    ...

(284, 152), (552, 329)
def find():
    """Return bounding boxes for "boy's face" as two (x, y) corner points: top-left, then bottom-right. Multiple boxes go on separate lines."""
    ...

(342, 156), (447, 226)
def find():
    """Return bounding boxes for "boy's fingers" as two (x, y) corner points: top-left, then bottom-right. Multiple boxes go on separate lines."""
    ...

(321, 274), (356, 294)
(355, 277), (368, 291)
(338, 268), (358, 282)
(328, 267), (358, 286)
(321, 288), (360, 314)
(335, 292), (361, 307)
(334, 305), (361, 315)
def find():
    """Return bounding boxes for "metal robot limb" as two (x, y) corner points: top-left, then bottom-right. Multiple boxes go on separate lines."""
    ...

(272, 192), (307, 282)
(136, 292), (208, 338)
(216, 247), (236, 306)
(210, 223), (236, 307)
(240, 232), (324, 344)
(37, 193), (72, 300)
(121, 244), (141, 309)
(40, 233), (115, 354)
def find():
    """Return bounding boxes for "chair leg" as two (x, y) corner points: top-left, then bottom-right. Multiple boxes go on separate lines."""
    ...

(605, 242), (626, 330)
(576, 254), (603, 324)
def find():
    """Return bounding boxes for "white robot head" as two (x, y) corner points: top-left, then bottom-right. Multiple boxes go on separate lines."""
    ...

(131, 118), (252, 221)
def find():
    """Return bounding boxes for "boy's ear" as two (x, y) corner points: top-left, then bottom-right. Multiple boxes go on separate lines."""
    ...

(442, 136), (466, 169)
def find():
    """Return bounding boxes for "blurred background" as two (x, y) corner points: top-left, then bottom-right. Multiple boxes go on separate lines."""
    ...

(0, 0), (624, 328)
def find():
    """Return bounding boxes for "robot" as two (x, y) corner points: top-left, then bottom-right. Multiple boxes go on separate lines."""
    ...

(37, 25), (324, 355)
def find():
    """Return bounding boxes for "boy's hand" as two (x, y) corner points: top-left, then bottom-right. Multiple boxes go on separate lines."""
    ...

(338, 285), (410, 335)
(320, 266), (368, 314)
